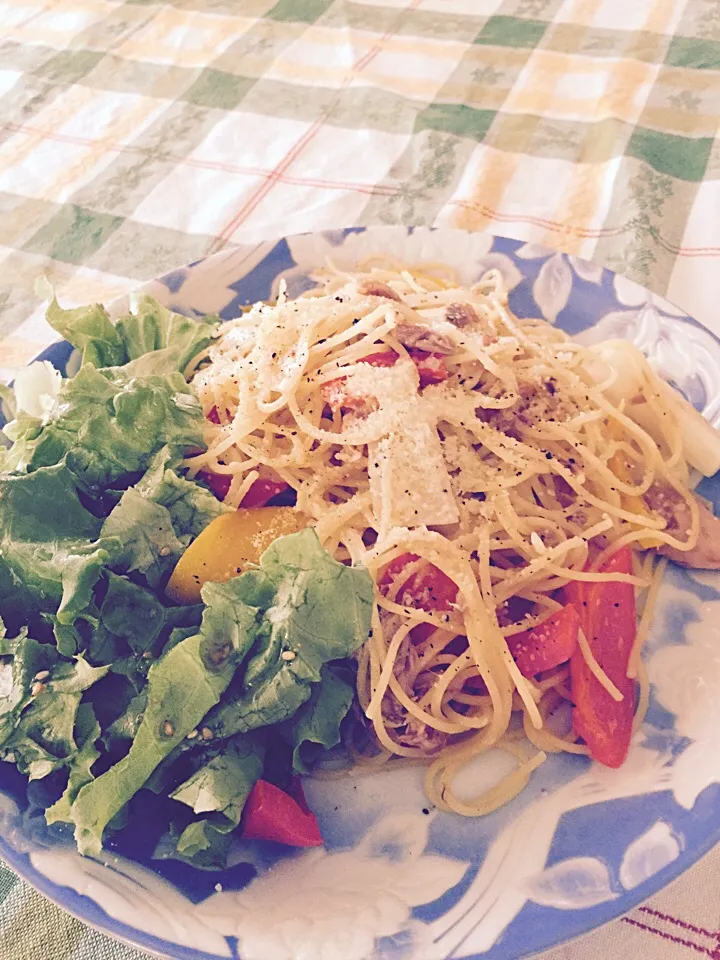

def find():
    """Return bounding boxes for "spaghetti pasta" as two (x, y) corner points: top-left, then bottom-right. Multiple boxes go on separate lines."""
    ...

(184, 257), (717, 817)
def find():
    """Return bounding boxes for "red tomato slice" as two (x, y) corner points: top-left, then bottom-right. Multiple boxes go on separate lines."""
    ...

(564, 547), (637, 769)
(506, 604), (580, 678)
(380, 553), (458, 644)
(242, 779), (323, 847)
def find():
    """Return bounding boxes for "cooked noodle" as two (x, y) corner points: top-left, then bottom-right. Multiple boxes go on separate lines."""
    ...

(185, 258), (701, 816)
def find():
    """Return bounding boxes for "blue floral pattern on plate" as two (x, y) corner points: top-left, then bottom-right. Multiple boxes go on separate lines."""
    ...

(2, 227), (720, 960)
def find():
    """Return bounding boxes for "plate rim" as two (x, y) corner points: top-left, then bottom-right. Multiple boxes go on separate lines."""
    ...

(2, 224), (719, 960)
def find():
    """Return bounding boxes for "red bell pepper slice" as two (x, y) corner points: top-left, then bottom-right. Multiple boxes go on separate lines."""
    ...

(380, 553), (458, 644)
(197, 469), (231, 501)
(242, 779), (323, 847)
(200, 407), (232, 497)
(407, 348), (448, 386)
(506, 604), (580, 678)
(379, 552), (458, 613)
(240, 477), (290, 507)
(564, 546), (637, 768)
(382, 558), (580, 682)
(322, 350), (447, 413)
(196, 471), (290, 506)
(353, 351), (397, 368)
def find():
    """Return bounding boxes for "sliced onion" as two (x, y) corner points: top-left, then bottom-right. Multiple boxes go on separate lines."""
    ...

(584, 339), (720, 478)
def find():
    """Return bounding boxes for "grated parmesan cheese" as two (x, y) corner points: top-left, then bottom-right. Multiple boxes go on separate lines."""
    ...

(346, 361), (459, 531)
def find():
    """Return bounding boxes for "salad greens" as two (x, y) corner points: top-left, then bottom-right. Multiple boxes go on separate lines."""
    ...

(27, 363), (204, 492)
(70, 611), (247, 856)
(0, 464), (114, 627)
(44, 291), (218, 376)
(205, 531), (374, 738)
(287, 665), (355, 775)
(0, 295), (374, 868)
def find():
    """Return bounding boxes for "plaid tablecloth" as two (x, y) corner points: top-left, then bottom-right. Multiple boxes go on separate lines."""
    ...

(2, 1), (720, 958)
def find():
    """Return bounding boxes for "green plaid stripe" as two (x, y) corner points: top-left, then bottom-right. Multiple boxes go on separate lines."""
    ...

(1, 0), (720, 950)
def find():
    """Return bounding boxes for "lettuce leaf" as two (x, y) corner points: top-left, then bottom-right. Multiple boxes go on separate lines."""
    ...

(89, 573), (168, 662)
(166, 820), (232, 870)
(10, 693), (82, 780)
(100, 449), (229, 587)
(0, 382), (16, 422)
(0, 464), (116, 628)
(45, 298), (126, 368)
(44, 294), (218, 376)
(287, 666), (354, 774)
(205, 529), (372, 739)
(45, 703), (101, 825)
(155, 736), (263, 870)
(102, 690), (147, 752)
(135, 447), (230, 540)
(170, 736), (264, 825)
(1, 657), (108, 781)
(64, 577), (261, 855)
(101, 491), (185, 587)
(27, 364), (204, 493)
(49, 657), (111, 694)
(0, 634), (55, 745)
(86, 576), (203, 685)
(116, 296), (219, 375)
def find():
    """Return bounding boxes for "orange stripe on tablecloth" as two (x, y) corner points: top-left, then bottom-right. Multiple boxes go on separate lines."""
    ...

(643, 0), (687, 33)
(115, 8), (255, 70)
(453, 148), (521, 233)
(563, 0), (597, 23)
(448, 196), (720, 255)
(209, 0), (424, 248)
(0, 87), (97, 178)
(539, 161), (613, 254)
(501, 52), (569, 118)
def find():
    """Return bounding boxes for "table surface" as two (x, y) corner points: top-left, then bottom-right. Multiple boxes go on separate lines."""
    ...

(2, 1), (720, 958)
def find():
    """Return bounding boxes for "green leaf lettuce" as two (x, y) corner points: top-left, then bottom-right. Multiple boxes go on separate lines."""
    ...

(44, 292), (218, 376)
(27, 365), (204, 492)
(64, 577), (262, 855)
(206, 529), (373, 739)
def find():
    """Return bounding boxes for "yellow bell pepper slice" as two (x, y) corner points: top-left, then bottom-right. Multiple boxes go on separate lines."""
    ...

(166, 507), (306, 604)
